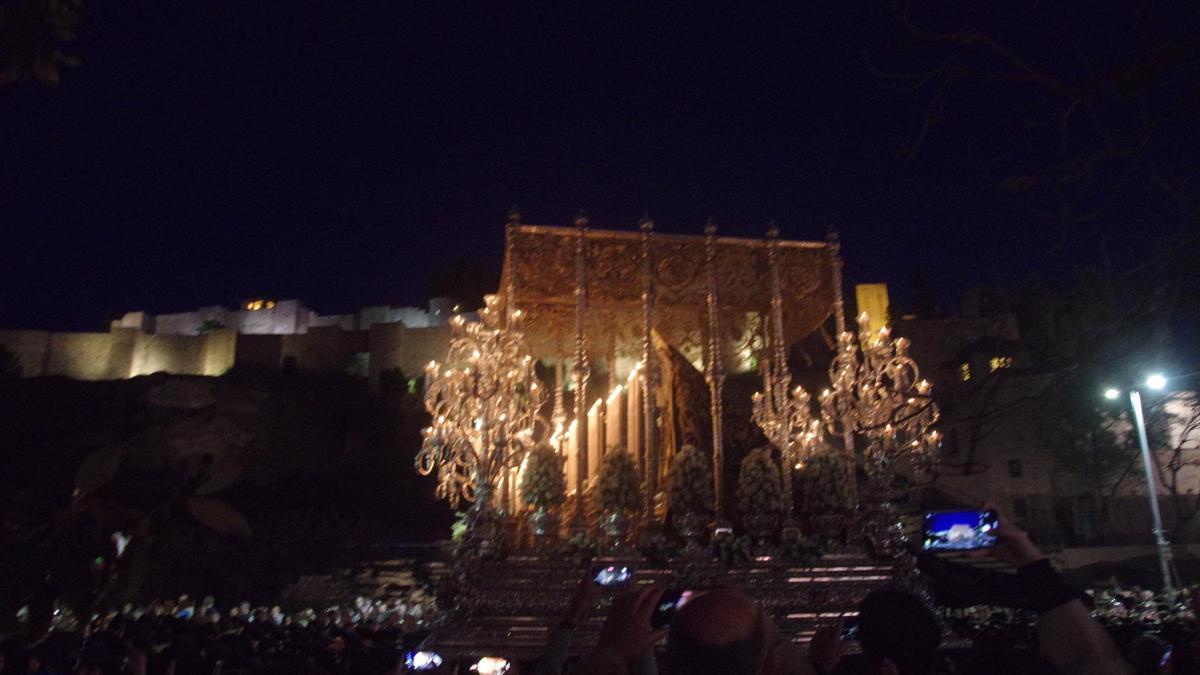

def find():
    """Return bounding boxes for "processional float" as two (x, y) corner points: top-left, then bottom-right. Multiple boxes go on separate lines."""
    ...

(413, 211), (941, 663)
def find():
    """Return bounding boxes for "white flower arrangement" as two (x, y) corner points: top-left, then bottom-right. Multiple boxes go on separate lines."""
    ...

(736, 447), (785, 516)
(595, 447), (642, 514)
(518, 444), (566, 508)
(667, 444), (714, 514)
(797, 447), (854, 515)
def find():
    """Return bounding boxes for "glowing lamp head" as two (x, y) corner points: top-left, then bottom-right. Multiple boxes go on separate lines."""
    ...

(472, 656), (511, 674)
(1104, 388), (1121, 400)
(1146, 374), (1167, 391)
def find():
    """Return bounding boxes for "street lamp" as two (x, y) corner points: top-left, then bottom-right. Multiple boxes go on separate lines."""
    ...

(1103, 373), (1177, 591)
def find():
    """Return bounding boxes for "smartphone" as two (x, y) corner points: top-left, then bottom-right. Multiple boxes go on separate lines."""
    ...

(405, 650), (443, 670)
(650, 589), (704, 629)
(592, 565), (634, 588)
(840, 617), (860, 640)
(1160, 644), (1173, 668)
(922, 510), (999, 551)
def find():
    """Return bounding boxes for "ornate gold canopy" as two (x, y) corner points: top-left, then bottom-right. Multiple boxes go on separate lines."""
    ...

(500, 224), (838, 371)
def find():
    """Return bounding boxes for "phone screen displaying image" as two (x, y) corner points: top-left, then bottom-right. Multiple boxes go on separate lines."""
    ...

(592, 565), (633, 587)
(922, 510), (999, 551)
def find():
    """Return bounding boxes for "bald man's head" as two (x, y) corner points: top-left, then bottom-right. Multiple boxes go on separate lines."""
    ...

(667, 589), (768, 675)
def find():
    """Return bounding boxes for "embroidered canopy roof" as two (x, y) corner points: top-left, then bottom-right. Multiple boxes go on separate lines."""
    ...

(499, 224), (839, 370)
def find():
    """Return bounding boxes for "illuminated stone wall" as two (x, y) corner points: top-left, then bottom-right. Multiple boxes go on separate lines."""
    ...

(0, 328), (237, 380)
(367, 323), (451, 383)
(0, 330), (51, 377)
(44, 330), (136, 380)
(0, 322), (449, 383)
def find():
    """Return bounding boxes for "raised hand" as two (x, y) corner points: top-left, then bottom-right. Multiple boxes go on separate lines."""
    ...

(595, 585), (668, 661)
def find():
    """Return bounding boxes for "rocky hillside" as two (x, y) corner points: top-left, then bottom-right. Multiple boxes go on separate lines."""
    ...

(0, 370), (452, 621)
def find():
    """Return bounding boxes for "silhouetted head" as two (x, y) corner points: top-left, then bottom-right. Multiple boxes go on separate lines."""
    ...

(667, 589), (769, 675)
(857, 589), (941, 675)
(1126, 633), (1173, 675)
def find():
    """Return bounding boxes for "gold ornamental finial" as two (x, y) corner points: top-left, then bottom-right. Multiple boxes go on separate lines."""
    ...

(704, 217), (717, 236)
(507, 206), (521, 227)
(766, 221), (779, 240)
(575, 210), (589, 229)
(639, 214), (654, 232)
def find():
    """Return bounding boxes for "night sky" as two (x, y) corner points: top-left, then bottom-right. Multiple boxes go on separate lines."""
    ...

(3, 2), (1197, 331)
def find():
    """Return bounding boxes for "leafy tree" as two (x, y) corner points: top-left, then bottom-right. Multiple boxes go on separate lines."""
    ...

(0, 0), (82, 85)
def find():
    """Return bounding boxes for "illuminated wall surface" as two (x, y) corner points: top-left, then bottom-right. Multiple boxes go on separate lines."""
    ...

(0, 324), (448, 383)
(0, 298), (459, 382)
(855, 283), (890, 334)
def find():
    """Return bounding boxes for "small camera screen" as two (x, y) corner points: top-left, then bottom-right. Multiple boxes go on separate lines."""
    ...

(593, 565), (633, 587)
(922, 510), (998, 551)
(406, 651), (443, 670)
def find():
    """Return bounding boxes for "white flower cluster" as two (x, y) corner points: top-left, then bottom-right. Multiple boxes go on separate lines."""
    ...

(737, 447), (785, 516)
(519, 445), (566, 508)
(1089, 585), (1198, 625)
(596, 447), (642, 514)
(668, 444), (714, 513)
(937, 584), (1200, 630)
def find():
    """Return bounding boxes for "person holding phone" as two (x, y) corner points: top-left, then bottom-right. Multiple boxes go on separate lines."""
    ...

(983, 506), (1133, 675)
(535, 573), (657, 675)
(570, 586), (817, 675)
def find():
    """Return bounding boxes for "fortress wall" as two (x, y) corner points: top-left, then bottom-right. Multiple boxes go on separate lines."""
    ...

(130, 332), (208, 376)
(43, 330), (134, 380)
(237, 300), (304, 335)
(0, 330), (51, 377)
(5, 322), (448, 383)
(400, 326), (450, 375)
(234, 334), (283, 370)
(202, 329), (237, 375)
(368, 324), (450, 383)
(281, 326), (368, 373)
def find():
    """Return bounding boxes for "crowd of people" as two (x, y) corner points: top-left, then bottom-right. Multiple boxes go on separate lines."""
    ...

(3, 513), (1198, 674)
(549, 512), (1196, 675)
(0, 594), (433, 675)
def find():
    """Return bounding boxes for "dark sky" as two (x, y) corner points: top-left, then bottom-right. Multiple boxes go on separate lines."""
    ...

(3, 2), (1196, 331)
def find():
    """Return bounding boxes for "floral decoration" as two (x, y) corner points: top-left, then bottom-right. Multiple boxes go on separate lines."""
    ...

(595, 446), (643, 514)
(518, 444), (566, 508)
(667, 444), (714, 514)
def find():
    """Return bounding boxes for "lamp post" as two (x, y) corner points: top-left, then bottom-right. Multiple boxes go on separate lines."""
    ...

(1104, 374), (1177, 592)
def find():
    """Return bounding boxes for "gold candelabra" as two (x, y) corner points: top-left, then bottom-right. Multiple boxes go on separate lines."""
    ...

(819, 312), (941, 484)
(416, 295), (548, 515)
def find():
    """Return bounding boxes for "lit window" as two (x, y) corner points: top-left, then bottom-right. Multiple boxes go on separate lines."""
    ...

(959, 363), (971, 381)
(244, 299), (276, 311)
(989, 356), (1013, 371)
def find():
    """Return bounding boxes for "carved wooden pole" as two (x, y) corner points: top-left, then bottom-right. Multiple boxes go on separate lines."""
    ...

(704, 221), (728, 528)
(639, 217), (659, 521)
(572, 213), (591, 529)
(826, 227), (858, 505)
